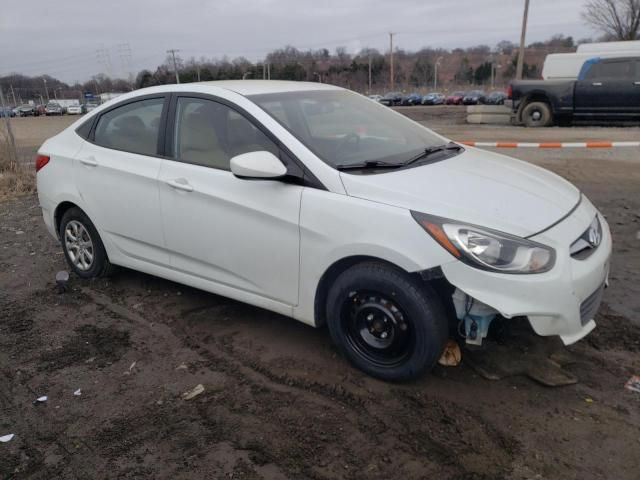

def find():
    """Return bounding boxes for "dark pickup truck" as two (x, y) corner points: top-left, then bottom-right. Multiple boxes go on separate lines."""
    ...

(508, 56), (640, 127)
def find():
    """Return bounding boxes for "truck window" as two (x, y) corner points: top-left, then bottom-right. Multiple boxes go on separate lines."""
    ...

(585, 60), (634, 81)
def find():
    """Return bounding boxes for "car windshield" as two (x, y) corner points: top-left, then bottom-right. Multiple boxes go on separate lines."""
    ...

(249, 90), (445, 168)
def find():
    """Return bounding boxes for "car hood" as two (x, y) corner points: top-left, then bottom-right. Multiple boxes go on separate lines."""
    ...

(339, 147), (580, 237)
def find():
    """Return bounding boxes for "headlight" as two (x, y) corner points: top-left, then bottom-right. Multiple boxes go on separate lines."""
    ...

(411, 212), (556, 274)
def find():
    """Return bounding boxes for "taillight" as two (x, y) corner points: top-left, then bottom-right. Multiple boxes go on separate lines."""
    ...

(506, 84), (513, 99)
(35, 155), (50, 172)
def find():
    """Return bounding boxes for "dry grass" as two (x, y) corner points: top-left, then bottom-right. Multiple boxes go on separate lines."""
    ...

(0, 168), (36, 201)
(0, 121), (35, 201)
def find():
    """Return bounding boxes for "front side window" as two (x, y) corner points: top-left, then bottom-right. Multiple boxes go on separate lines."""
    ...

(173, 97), (278, 170)
(94, 98), (164, 156)
(249, 90), (444, 168)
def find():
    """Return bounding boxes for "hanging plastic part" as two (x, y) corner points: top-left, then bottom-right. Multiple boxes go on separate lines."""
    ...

(452, 289), (498, 346)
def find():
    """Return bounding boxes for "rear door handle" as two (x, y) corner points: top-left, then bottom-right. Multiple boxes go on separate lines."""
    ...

(79, 156), (97, 167)
(591, 82), (603, 86)
(166, 178), (194, 192)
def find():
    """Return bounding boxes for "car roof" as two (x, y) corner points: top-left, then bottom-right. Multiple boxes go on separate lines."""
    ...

(123, 80), (342, 98)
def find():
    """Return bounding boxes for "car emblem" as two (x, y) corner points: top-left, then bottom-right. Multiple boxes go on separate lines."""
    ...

(588, 224), (601, 247)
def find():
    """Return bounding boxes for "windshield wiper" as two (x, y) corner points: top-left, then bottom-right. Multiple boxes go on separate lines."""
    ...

(335, 160), (403, 171)
(403, 142), (463, 166)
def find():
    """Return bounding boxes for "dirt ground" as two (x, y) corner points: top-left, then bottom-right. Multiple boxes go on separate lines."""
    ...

(1, 112), (640, 479)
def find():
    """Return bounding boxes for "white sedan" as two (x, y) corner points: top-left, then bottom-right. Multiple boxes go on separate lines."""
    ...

(66, 105), (83, 115)
(35, 81), (611, 381)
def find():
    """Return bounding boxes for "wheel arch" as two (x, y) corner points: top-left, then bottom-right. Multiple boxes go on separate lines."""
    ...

(54, 201), (82, 238)
(313, 255), (452, 328)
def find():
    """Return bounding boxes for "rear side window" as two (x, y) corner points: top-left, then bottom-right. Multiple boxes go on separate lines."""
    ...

(173, 97), (278, 170)
(94, 98), (164, 156)
(586, 60), (634, 80)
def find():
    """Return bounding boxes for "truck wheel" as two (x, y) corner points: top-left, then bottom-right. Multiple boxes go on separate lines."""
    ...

(325, 262), (448, 382)
(522, 102), (553, 127)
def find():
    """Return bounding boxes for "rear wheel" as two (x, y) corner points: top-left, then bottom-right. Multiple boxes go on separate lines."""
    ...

(326, 262), (448, 381)
(522, 101), (553, 127)
(59, 207), (115, 278)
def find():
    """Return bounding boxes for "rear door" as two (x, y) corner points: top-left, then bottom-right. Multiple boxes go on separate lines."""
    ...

(574, 58), (636, 115)
(75, 95), (170, 266)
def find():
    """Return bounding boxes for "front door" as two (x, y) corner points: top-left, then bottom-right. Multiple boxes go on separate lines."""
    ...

(157, 95), (302, 306)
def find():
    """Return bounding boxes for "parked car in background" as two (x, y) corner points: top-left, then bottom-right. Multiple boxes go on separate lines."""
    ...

(45, 103), (64, 116)
(66, 104), (83, 115)
(367, 94), (383, 102)
(15, 104), (37, 117)
(421, 92), (445, 105)
(509, 56), (640, 127)
(84, 103), (99, 113)
(485, 91), (508, 105)
(401, 93), (423, 106)
(462, 90), (486, 105)
(379, 92), (403, 106)
(34, 105), (46, 116)
(0, 107), (16, 117)
(445, 91), (466, 105)
(36, 81), (611, 381)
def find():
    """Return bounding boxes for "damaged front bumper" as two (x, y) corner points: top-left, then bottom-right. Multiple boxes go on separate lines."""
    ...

(440, 196), (612, 345)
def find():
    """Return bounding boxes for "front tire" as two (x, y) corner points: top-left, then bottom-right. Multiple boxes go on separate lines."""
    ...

(326, 262), (448, 381)
(522, 101), (553, 127)
(59, 207), (115, 278)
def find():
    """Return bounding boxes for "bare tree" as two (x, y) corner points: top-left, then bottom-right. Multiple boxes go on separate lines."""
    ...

(582, 0), (640, 40)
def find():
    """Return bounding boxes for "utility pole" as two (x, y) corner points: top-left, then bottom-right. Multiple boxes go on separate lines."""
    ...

(43, 78), (50, 102)
(196, 64), (201, 82)
(167, 49), (181, 84)
(389, 32), (395, 91)
(516, 0), (530, 80)
(262, 63), (266, 80)
(267, 63), (271, 80)
(0, 86), (18, 171)
(9, 85), (17, 106)
(368, 55), (372, 93)
(434, 57), (443, 90)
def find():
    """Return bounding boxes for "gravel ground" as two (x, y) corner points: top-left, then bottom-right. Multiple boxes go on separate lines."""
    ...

(1, 111), (640, 479)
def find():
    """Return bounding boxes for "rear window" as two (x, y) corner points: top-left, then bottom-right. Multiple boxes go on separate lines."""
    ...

(93, 98), (164, 156)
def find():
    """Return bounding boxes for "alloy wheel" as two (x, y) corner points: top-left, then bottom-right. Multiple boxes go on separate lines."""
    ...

(64, 220), (94, 271)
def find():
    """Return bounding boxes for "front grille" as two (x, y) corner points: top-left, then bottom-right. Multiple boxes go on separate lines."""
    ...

(580, 282), (605, 326)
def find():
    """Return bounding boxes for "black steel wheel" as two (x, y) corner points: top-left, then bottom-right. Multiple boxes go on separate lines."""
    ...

(326, 262), (448, 381)
(342, 290), (413, 368)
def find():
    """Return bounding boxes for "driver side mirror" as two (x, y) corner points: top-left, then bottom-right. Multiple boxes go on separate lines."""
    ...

(230, 151), (287, 179)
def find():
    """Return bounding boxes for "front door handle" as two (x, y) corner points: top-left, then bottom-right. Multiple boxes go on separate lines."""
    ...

(634, 81), (640, 86)
(591, 82), (603, 86)
(166, 178), (194, 192)
(79, 156), (97, 167)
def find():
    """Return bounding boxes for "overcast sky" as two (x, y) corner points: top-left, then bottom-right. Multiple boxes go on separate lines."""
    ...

(1, 0), (595, 83)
